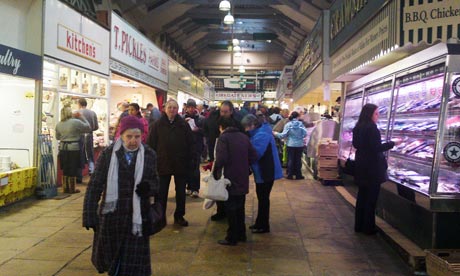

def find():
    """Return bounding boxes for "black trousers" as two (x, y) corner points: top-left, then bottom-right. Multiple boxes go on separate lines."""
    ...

(355, 183), (381, 233)
(287, 146), (303, 178)
(254, 181), (274, 230)
(186, 154), (201, 192)
(159, 174), (186, 219)
(216, 201), (226, 216)
(224, 195), (246, 242)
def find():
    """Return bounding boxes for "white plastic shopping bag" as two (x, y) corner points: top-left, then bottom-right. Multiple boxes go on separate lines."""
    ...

(201, 174), (231, 201)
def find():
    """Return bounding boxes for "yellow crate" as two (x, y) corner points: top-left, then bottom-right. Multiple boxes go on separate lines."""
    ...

(0, 183), (12, 196)
(0, 197), (5, 207)
(426, 250), (460, 276)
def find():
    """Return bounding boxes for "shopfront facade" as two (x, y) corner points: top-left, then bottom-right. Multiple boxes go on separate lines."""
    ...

(0, 0), (43, 206)
(0, 1), (44, 206)
(109, 11), (168, 130)
(42, 0), (110, 186)
(333, 0), (460, 249)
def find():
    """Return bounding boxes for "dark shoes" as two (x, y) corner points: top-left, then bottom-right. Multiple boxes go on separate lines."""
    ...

(286, 175), (294, 180)
(251, 228), (270, 234)
(249, 224), (270, 233)
(296, 175), (305, 180)
(174, 217), (189, 227)
(218, 239), (237, 246)
(211, 213), (226, 221)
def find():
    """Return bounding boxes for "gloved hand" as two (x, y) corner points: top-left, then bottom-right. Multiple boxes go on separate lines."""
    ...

(136, 181), (150, 198)
(85, 225), (97, 232)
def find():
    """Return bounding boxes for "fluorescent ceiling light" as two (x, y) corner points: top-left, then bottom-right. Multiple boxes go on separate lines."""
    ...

(232, 38), (239, 46)
(224, 12), (234, 25)
(219, 0), (231, 11)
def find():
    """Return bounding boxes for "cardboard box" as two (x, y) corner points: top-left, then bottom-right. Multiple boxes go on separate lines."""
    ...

(318, 168), (338, 179)
(318, 157), (338, 168)
(318, 143), (339, 157)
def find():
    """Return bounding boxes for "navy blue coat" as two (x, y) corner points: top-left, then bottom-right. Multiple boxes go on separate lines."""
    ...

(352, 123), (394, 186)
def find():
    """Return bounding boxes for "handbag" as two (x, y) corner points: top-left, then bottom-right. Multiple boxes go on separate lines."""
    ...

(201, 174), (231, 201)
(342, 144), (356, 176)
(143, 200), (166, 236)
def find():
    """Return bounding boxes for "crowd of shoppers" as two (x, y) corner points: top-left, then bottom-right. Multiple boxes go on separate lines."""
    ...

(77, 98), (394, 273)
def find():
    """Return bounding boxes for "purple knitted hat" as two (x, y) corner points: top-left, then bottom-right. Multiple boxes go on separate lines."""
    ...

(119, 115), (144, 134)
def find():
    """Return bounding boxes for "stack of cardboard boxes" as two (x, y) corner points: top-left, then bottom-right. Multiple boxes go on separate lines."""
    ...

(318, 140), (339, 183)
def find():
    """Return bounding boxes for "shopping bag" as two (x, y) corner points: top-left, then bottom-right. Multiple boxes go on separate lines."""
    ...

(201, 174), (231, 201)
(343, 158), (355, 176)
(142, 201), (166, 236)
(202, 198), (215, 210)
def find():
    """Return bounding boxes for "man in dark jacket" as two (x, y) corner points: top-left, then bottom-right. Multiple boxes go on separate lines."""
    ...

(183, 99), (205, 198)
(213, 117), (258, 245)
(203, 100), (243, 221)
(147, 99), (194, 227)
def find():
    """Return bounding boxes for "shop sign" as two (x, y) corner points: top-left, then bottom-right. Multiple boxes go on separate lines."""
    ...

(332, 19), (389, 76)
(57, 24), (101, 64)
(278, 66), (293, 98)
(293, 16), (322, 85)
(44, 0), (109, 75)
(109, 59), (168, 91)
(264, 91), (277, 98)
(329, 0), (387, 54)
(214, 92), (262, 101)
(402, 0), (460, 45)
(0, 43), (42, 79)
(111, 12), (168, 84)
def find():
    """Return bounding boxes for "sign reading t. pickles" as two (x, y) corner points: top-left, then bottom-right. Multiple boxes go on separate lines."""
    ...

(402, 0), (460, 45)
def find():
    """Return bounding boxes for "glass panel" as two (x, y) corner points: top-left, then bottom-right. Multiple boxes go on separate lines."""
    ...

(436, 73), (460, 193)
(339, 94), (362, 160)
(387, 74), (444, 195)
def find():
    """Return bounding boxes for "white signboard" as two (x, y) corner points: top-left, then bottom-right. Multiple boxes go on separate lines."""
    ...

(44, 0), (109, 75)
(403, 0), (460, 43)
(215, 92), (262, 101)
(111, 12), (168, 84)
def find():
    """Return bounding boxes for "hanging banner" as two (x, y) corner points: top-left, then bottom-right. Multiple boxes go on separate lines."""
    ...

(215, 92), (262, 101)
(401, 0), (460, 45)
(111, 12), (168, 84)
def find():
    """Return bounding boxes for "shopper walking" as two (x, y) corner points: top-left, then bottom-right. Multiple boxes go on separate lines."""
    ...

(203, 100), (243, 221)
(183, 99), (205, 198)
(353, 103), (395, 235)
(273, 111), (307, 180)
(213, 117), (258, 246)
(56, 106), (91, 193)
(77, 98), (98, 180)
(125, 103), (149, 143)
(241, 114), (283, 234)
(83, 115), (159, 276)
(147, 99), (193, 227)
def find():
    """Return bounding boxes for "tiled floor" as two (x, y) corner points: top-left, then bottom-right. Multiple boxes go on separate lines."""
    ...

(0, 172), (411, 276)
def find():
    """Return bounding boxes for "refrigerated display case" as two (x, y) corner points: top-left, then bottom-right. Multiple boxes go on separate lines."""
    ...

(339, 43), (460, 249)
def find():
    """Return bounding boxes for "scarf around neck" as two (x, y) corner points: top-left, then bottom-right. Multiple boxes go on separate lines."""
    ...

(102, 139), (145, 237)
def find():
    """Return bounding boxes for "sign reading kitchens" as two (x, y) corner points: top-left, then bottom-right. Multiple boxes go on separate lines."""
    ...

(111, 12), (168, 84)
(57, 24), (101, 64)
(402, 0), (460, 44)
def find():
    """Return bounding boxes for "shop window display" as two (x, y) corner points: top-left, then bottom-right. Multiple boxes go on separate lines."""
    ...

(42, 60), (109, 150)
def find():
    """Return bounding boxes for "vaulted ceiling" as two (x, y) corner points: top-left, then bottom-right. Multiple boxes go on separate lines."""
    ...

(111, 0), (333, 72)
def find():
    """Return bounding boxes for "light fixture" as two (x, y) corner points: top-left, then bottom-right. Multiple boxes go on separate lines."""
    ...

(219, 0), (231, 11)
(223, 12), (234, 25)
(238, 65), (245, 73)
(266, 40), (271, 43)
(233, 45), (241, 52)
(234, 51), (242, 57)
(232, 38), (239, 46)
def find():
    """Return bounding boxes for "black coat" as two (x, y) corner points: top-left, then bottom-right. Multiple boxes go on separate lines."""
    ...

(352, 123), (394, 186)
(147, 114), (194, 175)
(213, 127), (258, 195)
(83, 144), (159, 276)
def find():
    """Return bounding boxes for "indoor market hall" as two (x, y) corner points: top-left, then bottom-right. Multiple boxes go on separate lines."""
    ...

(3, 0), (460, 275)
